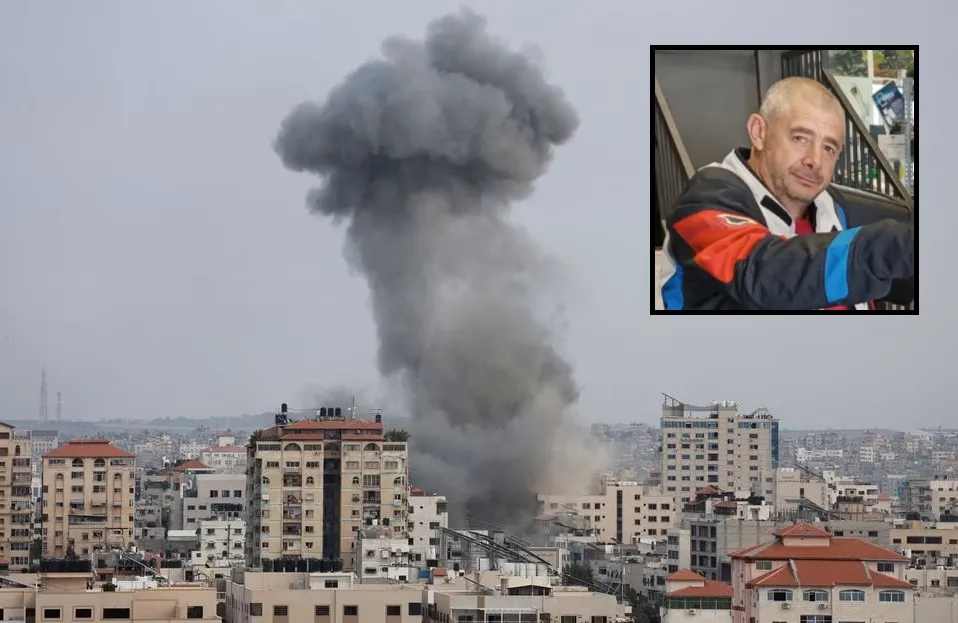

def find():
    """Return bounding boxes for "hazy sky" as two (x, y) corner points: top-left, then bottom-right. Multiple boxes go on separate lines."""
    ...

(0, 2), (943, 430)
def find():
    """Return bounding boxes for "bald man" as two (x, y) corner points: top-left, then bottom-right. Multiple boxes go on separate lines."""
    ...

(658, 77), (914, 311)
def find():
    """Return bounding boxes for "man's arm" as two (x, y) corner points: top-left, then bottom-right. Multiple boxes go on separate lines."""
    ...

(668, 191), (914, 311)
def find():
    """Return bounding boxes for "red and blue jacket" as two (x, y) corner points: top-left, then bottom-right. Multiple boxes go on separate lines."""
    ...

(657, 148), (914, 311)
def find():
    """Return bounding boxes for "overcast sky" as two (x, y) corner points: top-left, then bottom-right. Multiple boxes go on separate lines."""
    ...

(0, 2), (942, 430)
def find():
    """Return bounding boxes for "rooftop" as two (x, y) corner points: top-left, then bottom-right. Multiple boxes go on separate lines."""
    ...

(748, 560), (913, 589)
(44, 439), (133, 459)
(168, 459), (212, 472)
(731, 523), (907, 562)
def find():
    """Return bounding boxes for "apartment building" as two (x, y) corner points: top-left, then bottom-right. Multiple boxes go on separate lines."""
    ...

(246, 408), (409, 571)
(0, 571), (218, 622)
(226, 569), (624, 623)
(890, 521), (958, 562)
(135, 470), (179, 540)
(183, 473), (246, 528)
(41, 439), (135, 556)
(191, 518), (246, 567)
(660, 399), (779, 505)
(537, 477), (677, 542)
(200, 444), (247, 474)
(902, 478), (958, 520)
(408, 488), (448, 562)
(731, 523), (914, 623)
(0, 421), (33, 570)
(660, 569), (732, 623)
(755, 467), (829, 513)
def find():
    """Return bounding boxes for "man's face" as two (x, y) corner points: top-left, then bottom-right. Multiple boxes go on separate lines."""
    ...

(757, 100), (844, 206)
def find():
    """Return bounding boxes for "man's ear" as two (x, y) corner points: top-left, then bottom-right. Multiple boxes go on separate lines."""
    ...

(746, 113), (767, 151)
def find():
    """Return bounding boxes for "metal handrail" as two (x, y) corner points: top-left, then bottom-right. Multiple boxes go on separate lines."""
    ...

(653, 76), (695, 224)
(781, 50), (913, 211)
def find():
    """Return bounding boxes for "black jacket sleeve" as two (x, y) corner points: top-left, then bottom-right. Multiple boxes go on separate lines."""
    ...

(668, 173), (914, 310)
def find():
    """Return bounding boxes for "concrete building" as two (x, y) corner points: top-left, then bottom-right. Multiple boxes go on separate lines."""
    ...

(902, 478), (958, 520)
(246, 408), (409, 571)
(408, 488), (448, 563)
(660, 399), (779, 504)
(183, 473), (246, 528)
(135, 470), (178, 540)
(0, 421), (33, 570)
(664, 528), (692, 575)
(191, 518), (246, 568)
(225, 568), (624, 623)
(756, 467), (829, 513)
(200, 444), (247, 475)
(537, 477), (677, 542)
(890, 521), (958, 563)
(0, 571), (218, 622)
(41, 439), (135, 557)
(660, 569), (732, 623)
(731, 523), (914, 623)
(356, 527), (419, 581)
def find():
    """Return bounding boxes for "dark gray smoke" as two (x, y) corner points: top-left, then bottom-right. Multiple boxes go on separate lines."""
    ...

(275, 10), (604, 530)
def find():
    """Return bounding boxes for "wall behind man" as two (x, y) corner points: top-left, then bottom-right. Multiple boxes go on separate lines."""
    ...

(654, 50), (784, 169)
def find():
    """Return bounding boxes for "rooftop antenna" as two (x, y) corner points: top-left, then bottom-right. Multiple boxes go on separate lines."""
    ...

(57, 391), (62, 423)
(39, 368), (49, 425)
(350, 395), (357, 420)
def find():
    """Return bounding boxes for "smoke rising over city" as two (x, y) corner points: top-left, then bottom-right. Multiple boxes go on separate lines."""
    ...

(275, 10), (605, 529)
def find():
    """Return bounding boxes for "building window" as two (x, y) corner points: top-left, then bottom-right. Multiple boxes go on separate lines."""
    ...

(102, 609), (132, 619)
(315, 606), (331, 615)
(186, 606), (204, 618)
(877, 562), (895, 572)
(879, 590), (906, 602)
(839, 589), (865, 602)
(250, 604), (262, 616)
(74, 608), (93, 620)
(325, 580), (338, 588)
(798, 616), (832, 623)
(766, 589), (793, 602)
(408, 603), (423, 615)
(386, 605), (401, 615)
(273, 605), (288, 616)
(344, 605), (359, 616)
(42, 608), (62, 620)
(756, 561), (772, 571)
(803, 589), (828, 602)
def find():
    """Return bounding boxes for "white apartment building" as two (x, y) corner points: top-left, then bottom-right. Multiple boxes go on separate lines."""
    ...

(408, 488), (448, 563)
(794, 447), (843, 463)
(178, 440), (206, 460)
(356, 527), (420, 582)
(859, 445), (876, 463)
(538, 477), (677, 542)
(191, 518), (245, 568)
(660, 399), (779, 504)
(756, 467), (830, 513)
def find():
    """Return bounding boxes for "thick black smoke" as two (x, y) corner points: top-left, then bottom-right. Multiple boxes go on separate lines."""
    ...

(275, 10), (603, 530)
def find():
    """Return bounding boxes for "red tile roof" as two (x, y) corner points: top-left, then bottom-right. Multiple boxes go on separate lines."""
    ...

(169, 459), (212, 472)
(696, 486), (721, 495)
(667, 569), (704, 581)
(773, 523), (831, 538)
(666, 580), (733, 598)
(44, 439), (133, 459)
(731, 536), (906, 562)
(748, 560), (913, 589)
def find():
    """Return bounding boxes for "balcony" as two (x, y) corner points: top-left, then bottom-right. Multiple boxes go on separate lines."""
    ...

(283, 495), (302, 507)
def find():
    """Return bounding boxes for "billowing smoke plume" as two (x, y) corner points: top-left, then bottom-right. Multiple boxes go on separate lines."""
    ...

(275, 10), (606, 530)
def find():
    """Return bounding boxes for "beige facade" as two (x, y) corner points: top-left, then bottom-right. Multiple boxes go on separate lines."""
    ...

(225, 570), (623, 623)
(41, 439), (136, 557)
(660, 401), (779, 504)
(756, 467), (829, 511)
(246, 416), (408, 571)
(537, 478), (677, 542)
(0, 572), (218, 622)
(890, 521), (958, 561)
(226, 570), (423, 623)
(0, 421), (33, 569)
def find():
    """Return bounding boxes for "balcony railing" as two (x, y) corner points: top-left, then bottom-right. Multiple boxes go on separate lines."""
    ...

(653, 76), (695, 227)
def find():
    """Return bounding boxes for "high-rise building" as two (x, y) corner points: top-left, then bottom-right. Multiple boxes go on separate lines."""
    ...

(245, 406), (409, 571)
(41, 439), (136, 556)
(0, 421), (33, 569)
(660, 397), (779, 504)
